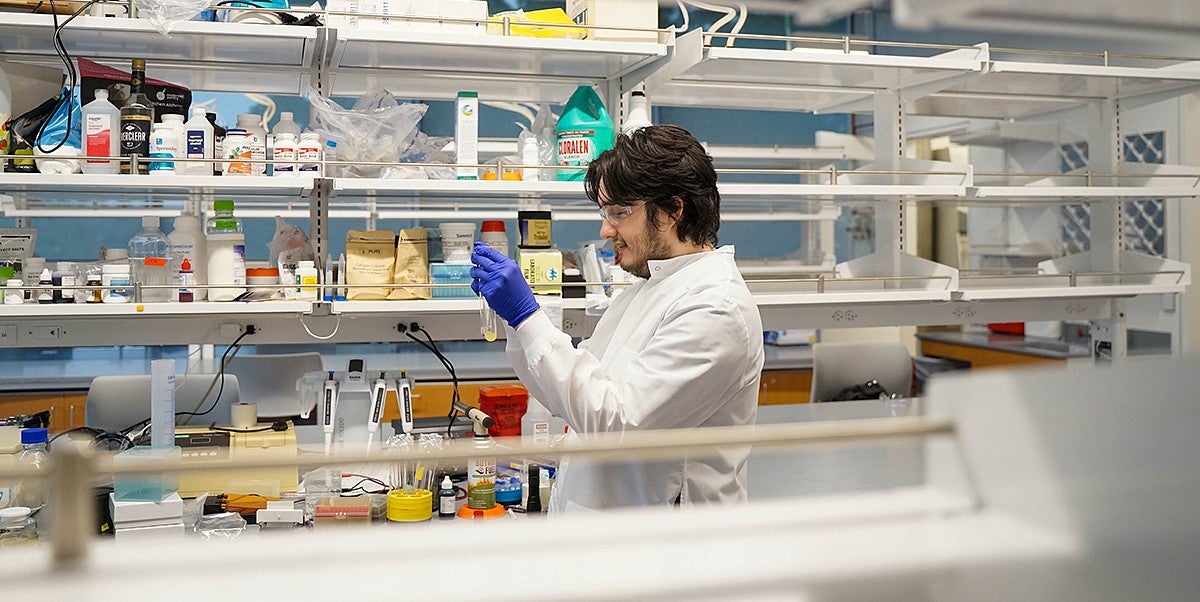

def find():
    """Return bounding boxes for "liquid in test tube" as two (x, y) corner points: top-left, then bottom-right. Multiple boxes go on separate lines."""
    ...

(479, 294), (497, 342)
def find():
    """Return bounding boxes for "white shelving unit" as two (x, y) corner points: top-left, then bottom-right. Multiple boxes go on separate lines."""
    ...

(0, 16), (1193, 353)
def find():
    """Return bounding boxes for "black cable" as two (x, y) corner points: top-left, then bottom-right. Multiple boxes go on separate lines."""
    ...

(175, 328), (252, 420)
(404, 326), (461, 436)
(118, 327), (253, 436)
(36, 0), (97, 154)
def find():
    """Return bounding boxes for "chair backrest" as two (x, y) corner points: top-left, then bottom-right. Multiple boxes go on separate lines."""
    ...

(85, 373), (240, 432)
(810, 341), (913, 402)
(223, 352), (325, 418)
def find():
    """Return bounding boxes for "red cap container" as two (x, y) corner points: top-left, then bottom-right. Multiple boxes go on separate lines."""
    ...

(477, 385), (528, 437)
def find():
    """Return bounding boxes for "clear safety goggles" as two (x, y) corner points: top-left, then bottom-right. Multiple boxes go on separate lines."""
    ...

(597, 201), (643, 224)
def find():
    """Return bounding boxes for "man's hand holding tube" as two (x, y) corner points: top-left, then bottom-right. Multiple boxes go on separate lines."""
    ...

(470, 242), (540, 328)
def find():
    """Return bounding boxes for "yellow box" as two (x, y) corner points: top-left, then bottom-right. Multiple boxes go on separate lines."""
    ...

(519, 248), (562, 294)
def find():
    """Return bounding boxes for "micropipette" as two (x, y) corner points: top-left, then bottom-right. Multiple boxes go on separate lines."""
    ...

(479, 293), (497, 342)
(322, 371), (338, 455)
(366, 372), (388, 452)
(395, 370), (414, 435)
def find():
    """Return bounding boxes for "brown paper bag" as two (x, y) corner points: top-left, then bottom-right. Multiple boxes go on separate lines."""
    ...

(346, 230), (397, 300)
(387, 227), (431, 300)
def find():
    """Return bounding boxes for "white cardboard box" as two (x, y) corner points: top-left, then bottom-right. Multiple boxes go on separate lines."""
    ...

(109, 491), (184, 525)
(566, 0), (659, 41)
(326, 0), (485, 34)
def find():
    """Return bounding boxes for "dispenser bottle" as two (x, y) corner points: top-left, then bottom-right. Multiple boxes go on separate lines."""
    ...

(167, 213), (207, 300)
(128, 216), (171, 302)
(555, 84), (614, 181)
(82, 89), (121, 174)
(622, 90), (653, 135)
(438, 475), (456, 519)
(205, 200), (246, 301)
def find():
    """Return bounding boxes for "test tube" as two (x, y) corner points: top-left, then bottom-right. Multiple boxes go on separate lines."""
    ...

(479, 294), (497, 342)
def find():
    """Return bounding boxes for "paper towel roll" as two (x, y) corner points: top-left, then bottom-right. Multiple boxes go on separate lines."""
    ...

(231, 402), (258, 428)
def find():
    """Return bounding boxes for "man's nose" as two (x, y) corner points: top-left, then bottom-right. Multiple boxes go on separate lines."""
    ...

(599, 218), (617, 239)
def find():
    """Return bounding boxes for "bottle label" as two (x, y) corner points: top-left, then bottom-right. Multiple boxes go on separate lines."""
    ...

(231, 244), (246, 285)
(85, 114), (112, 164)
(149, 132), (177, 172)
(298, 144), (320, 172)
(119, 116), (152, 156)
(169, 243), (194, 272)
(557, 130), (597, 167)
(467, 457), (496, 509)
(186, 129), (206, 159)
(439, 491), (456, 515)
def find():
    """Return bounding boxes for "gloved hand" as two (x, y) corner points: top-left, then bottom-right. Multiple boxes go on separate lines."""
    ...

(471, 242), (540, 327)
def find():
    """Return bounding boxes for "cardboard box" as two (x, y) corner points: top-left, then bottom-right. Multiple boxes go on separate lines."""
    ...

(326, 0), (485, 34)
(519, 248), (562, 294)
(566, 0), (659, 42)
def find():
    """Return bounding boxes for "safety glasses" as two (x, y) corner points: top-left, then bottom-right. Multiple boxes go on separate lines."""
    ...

(597, 201), (643, 224)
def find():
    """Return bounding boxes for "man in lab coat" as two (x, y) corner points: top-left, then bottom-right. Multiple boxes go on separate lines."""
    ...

(470, 125), (764, 512)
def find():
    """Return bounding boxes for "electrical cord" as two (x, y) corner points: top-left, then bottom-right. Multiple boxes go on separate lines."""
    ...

(207, 420), (288, 434)
(36, 0), (100, 154)
(118, 326), (255, 437)
(404, 325), (461, 437)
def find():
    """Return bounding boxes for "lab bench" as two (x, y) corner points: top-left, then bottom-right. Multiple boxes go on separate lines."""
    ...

(915, 327), (1171, 369)
(0, 341), (816, 432)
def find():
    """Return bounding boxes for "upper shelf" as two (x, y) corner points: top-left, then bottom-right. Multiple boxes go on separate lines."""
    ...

(326, 28), (671, 101)
(649, 32), (988, 113)
(649, 31), (1200, 120)
(0, 15), (319, 94)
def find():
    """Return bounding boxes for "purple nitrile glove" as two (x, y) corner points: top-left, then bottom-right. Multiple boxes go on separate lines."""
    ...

(470, 242), (540, 327)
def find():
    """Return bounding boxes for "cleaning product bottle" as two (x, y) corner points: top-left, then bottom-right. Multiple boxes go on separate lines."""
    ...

(622, 90), (653, 136)
(555, 84), (614, 181)
(465, 430), (496, 511)
(81, 89), (121, 174)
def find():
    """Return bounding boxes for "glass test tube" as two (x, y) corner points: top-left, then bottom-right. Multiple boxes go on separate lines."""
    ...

(479, 294), (497, 342)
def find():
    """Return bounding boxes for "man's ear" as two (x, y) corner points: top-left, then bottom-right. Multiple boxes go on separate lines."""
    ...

(669, 196), (685, 222)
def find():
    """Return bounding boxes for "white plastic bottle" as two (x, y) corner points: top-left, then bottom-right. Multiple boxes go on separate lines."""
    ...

(128, 216), (171, 302)
(180, 107), (214, 176)
(295, 260), (318, 301)
(480, 220), (509, 257)
(622, 90), (653, 136)
(148, 122), (178, 174)
(162, 113), (186, 152)
(297, 132), (321, 175)
(82, 89), (121, 174)
(272, 111), (301, 176)
(167, 213), (207, 301)
(521, 396), (553, 445)
(236, 113), (268, 176)
(206, 199), (246, 301)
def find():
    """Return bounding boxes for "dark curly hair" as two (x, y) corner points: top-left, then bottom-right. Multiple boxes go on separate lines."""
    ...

(584, 124), (720, 247)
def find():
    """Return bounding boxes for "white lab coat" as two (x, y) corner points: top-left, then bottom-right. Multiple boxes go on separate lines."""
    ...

(505, 246), (764, 512)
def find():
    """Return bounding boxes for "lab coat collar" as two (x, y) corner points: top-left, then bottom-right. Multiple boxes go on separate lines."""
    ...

(645, 245), (735, 281)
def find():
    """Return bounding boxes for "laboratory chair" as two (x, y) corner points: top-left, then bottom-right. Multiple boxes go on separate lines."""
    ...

(809, 341), (913, 402)
(222, 352), (324, 420)
(85, 373), (241, 432)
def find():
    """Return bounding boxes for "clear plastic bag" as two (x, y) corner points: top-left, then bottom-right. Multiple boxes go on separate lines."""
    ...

(133, 0), (212, 37)
(306, 88), (446, 179)
(193, 511), (247, 540)
(530, 103), (557, 168)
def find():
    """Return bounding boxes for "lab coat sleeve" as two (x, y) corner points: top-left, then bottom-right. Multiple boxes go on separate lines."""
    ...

(504, 293), (760, 433)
